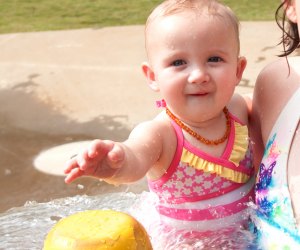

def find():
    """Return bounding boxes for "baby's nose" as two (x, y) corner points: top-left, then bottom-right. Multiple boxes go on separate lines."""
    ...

(188, 68), (209, 84)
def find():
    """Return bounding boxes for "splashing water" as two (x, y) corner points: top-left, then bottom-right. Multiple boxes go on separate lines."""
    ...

(0, 192), (257, 250)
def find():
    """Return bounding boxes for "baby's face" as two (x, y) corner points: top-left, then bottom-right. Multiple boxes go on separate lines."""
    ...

(145, 11), (244, 122)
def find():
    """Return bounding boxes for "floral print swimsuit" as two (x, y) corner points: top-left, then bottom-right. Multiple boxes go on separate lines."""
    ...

(148, 110), (254, 232)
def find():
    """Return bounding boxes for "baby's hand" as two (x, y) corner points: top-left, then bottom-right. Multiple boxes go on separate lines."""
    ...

(64, 139), (125, 184)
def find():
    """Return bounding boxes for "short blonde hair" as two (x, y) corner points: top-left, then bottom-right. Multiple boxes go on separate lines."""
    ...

(145, 0), (240, 53)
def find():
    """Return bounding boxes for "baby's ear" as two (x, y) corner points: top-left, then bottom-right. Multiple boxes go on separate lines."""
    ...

(236, 56), (247, 84)
(285, 0), (297, 23)
(142, 62), (159, 92)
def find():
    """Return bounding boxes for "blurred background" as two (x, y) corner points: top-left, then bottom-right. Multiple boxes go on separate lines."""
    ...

(0, 0), (277, 34)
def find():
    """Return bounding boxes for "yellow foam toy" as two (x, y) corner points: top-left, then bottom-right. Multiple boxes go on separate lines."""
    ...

(43, 210), (152, 250)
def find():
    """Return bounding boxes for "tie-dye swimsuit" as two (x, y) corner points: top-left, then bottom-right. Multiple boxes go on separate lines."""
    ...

(148, 110), (254, 232)
(253, 88), (300, 249)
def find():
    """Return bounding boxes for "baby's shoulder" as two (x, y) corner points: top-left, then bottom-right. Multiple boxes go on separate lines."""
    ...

(227, 94), (249, 125)
(131, 112), (175, 138)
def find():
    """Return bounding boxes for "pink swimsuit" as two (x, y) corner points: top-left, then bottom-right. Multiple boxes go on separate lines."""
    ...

(148, 112), (254, 232)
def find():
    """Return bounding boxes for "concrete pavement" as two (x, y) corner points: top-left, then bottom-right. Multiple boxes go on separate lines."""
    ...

(0, 22), (281, 135)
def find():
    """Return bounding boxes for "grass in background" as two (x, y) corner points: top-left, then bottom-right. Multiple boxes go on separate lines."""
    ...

(0, 0), (279, 34)
(222, 0), (278, 21)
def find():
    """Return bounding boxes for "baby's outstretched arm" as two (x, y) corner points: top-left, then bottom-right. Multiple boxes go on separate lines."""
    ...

(64, 139), (124, 184)
(64, 120), (166, 184)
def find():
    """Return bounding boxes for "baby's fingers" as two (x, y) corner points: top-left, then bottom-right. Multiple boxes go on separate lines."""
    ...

(75, 150), (90, 170)
(64, 158), (79, 174)
(87, 140), (114, 159)
(64, 167), (84, 184)
(107, 144), (125, 169)
(64, 149), (89, 173)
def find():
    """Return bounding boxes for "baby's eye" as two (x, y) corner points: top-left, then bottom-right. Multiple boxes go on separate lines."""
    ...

(171, 59), (186, 67)
(208, 56), (223, 63)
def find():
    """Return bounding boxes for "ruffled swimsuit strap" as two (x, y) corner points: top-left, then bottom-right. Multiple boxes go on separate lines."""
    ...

(180, 114), (252, 181)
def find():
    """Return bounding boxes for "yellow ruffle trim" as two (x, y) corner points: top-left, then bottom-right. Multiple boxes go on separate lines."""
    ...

(229, 122), (249, 167)
(181, 121), (250, 184)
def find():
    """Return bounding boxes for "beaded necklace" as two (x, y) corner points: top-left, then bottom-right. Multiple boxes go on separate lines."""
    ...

(166, 107), (231, 146)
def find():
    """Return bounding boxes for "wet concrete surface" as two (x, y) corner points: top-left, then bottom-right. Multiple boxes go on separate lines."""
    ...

(0, 23), (281, 213)
(0, 123), (149, 212)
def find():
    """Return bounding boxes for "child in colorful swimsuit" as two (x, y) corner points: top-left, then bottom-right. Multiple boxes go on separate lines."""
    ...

(251, 0), (300, 248)
(65, 0), (254, 236)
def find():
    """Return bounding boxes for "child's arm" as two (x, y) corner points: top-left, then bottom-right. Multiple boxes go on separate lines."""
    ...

(64, 120), (165, 184)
